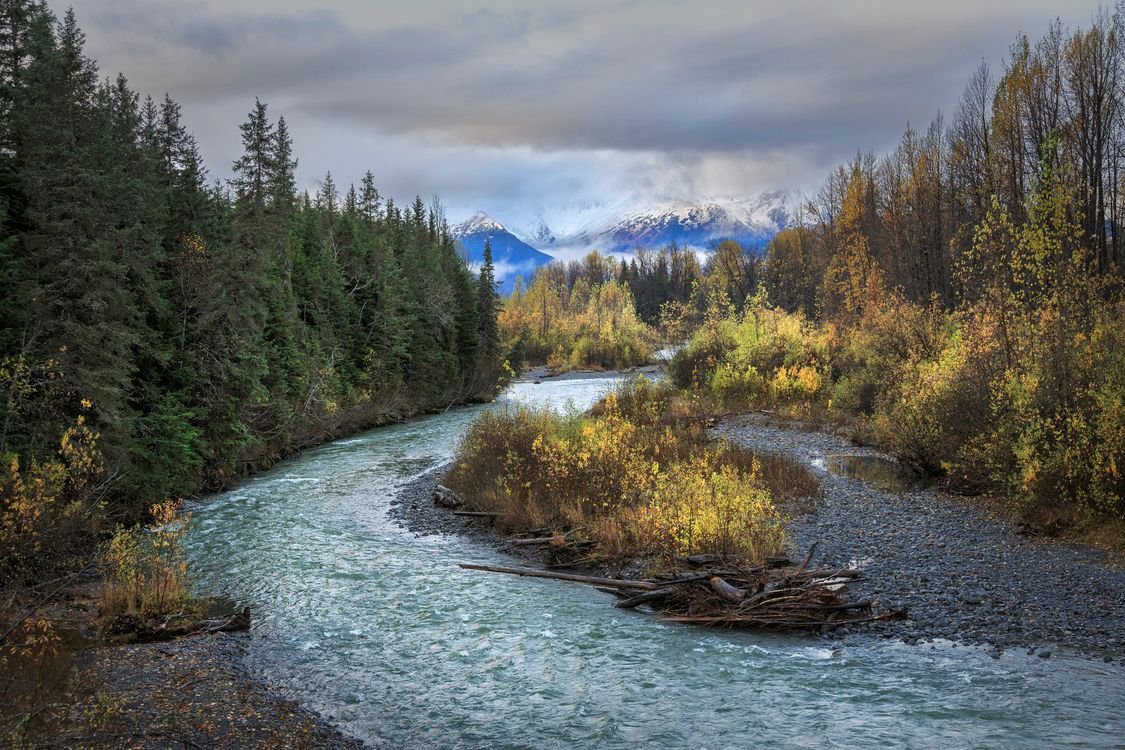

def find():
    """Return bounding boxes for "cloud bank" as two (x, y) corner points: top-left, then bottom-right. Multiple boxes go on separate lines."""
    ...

(69, 0), (1105, 223)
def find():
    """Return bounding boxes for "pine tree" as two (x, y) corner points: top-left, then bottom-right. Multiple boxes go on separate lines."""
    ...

(271, 115), (296, 213)
(360, 170), (380, 225)
(477, 238), (500, 356)
(231, 98), (274, 211)
(344, 184), (358, 216)
(318, 171), (337, 216)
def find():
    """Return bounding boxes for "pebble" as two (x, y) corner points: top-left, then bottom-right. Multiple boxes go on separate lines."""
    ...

(713, 414), (1125, 662)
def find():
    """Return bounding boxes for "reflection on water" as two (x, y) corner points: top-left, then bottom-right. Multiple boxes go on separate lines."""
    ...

(186, 375), (1125, 750)
(824, 454), (928, 492)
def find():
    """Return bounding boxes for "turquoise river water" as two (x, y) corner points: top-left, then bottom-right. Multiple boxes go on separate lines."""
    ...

(185, 376), (1125, 749)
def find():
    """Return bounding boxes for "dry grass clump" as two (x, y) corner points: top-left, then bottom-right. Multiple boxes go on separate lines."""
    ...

(447, 378), (817, 562)
(97, 501), (198, 636)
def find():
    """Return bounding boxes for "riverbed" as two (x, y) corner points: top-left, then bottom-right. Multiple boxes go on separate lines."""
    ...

(186, 374), (1125, 749)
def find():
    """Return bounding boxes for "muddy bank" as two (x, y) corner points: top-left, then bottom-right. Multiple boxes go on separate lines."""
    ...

(3, 582), (366, 748)
(9, 623), (365, 749)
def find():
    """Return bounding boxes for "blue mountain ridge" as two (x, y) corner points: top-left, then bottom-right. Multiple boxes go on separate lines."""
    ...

(599, 222), (776, 256)
(452, 196), (792, 293)
(587, 199), (789, 256)
(451, 213), (553, 294)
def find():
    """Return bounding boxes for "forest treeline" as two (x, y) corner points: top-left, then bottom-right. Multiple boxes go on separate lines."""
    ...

(673, 10), (1125, 519)
(500, 240), (756, 368)
(505, 9), (1124, 519)
(0, 2), (505, 583)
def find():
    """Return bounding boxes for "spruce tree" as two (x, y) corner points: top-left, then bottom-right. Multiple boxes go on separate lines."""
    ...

(360, 170), (380, 225)
(231, 98), (274, 211)
(477, 238), (500, 357)
(271, 115), (296, 213)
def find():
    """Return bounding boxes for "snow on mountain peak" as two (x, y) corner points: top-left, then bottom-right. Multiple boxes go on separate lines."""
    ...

(452, 211), (508, 238)
(452, 191), (794, 260)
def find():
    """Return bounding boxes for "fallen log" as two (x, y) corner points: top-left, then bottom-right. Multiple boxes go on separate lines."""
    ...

(458, 541), (904, 634)
(433, 485), (464, 509)
(807, 567), (862, 579)
(452, 511), (503, 517)
(201, 606), (251, 634)
(710, 576), (747, 602)
(795, 542), (819, 575)
(615, 589), (676, 609)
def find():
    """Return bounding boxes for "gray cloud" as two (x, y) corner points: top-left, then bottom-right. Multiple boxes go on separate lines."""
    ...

(67, 0), (1108, 223)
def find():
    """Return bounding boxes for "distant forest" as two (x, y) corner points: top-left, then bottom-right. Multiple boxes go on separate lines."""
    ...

(508, 7), (1125, 348)
(0, 0), (505, 577)
(501, 10), (1123, 517)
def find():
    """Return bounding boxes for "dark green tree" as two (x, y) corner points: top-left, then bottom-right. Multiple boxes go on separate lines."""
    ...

(477, 238), (500, 357)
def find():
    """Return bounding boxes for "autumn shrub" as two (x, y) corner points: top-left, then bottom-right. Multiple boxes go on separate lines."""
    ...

(0, 414), (105, 588)
(827, 297), (948, 414)
(502, 275), (657, 371)
(672, 304), (833, 409)
(601, 461), (784, 560)
(951, 299), (1125, 516)
(98, 501), (195, 632)
(668, 315), (738, 390)
(446, 378), (800, 562)
(0, 616), (67, 745)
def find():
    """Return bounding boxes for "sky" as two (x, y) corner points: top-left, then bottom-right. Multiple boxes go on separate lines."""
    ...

(67, 0), (1107, 229)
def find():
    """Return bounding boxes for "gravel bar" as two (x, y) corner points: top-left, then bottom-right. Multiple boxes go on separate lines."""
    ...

(389, 401), (1125, 662)
(715, 413), (1125, 660)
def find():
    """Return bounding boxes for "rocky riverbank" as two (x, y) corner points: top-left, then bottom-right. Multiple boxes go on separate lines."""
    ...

(51, 633), (367, 749)
(390, 410), (1125, 663)
(714, 413), (1125, 661)
(6, 591), (366, 749)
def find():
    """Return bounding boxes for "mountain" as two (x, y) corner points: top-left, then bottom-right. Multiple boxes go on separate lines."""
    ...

(450, 193), (794, 294)
(451, 212), (553, 294)
(540, 193), (793, 256)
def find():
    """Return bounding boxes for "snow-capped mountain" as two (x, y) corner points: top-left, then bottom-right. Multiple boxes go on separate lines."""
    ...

(453, 212), (508, 237)
(499, 198), (635, 250)
(450, 212), (553, 294)
(450, 192), (794, 293)
(545, 193), (794, 256)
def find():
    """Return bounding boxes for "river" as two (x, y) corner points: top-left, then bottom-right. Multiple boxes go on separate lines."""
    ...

(185, 375), (1125, 749)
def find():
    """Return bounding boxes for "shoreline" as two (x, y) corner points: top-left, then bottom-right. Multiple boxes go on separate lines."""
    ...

(25, 365), (657, 747)
(50, 632), (367, 749)
(715, 413), (1125, 660)
(8, 580), (366, 748)
(390, 410), (1125, 663)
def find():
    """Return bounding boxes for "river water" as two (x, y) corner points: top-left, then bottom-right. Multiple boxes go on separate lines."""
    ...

(186, 376), (1125, 749)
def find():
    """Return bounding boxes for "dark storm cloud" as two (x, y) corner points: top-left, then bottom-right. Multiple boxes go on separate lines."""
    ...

(73, 0), (1074, 154)
(85, 3), (342, 56)
(77, 1), (486, 101)
(65, 0), (1108, 217)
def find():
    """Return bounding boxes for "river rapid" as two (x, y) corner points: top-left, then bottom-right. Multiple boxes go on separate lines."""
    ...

(186, 375), (1125, 749)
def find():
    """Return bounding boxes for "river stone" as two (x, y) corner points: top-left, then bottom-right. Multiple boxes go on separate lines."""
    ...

(433, 485), (464, 509)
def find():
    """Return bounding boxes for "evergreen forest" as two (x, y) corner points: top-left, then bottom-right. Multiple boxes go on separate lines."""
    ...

(0, 2), (506, 584)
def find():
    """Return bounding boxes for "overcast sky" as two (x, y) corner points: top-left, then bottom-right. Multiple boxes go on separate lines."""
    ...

(68, 0), (1106, 226)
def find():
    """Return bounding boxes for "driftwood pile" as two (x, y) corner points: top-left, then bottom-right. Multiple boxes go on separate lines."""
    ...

(460, 545), (905, 633)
